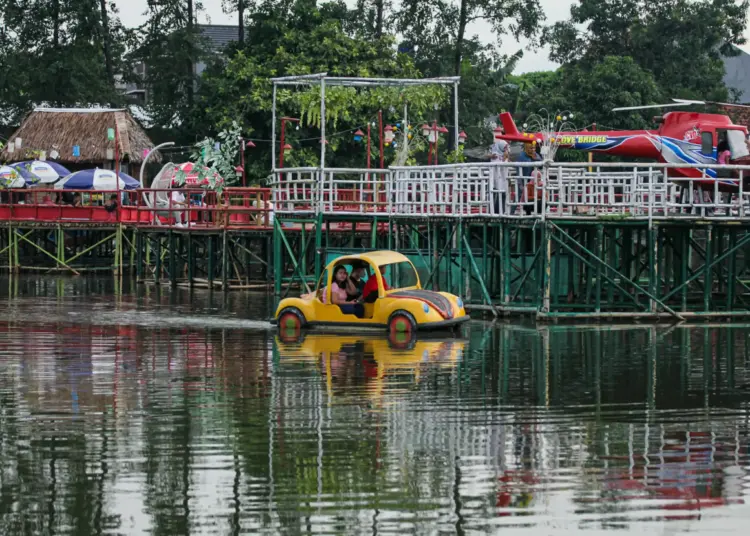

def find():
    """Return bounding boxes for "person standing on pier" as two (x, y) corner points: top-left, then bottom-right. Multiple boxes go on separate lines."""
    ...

(490, 140), (510, 215)
(170, 182), (188, 227)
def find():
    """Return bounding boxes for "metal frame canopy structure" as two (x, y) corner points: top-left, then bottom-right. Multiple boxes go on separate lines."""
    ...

(270, 72), (462, 171)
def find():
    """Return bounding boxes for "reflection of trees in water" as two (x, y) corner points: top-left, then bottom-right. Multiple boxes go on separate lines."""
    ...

(1, 319), (750, 533)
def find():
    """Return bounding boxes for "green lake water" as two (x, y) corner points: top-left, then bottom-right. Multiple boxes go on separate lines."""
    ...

(1, 276), (749, 535)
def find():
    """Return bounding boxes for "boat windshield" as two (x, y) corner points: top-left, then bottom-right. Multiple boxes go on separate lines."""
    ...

(380, 261), (419, 290)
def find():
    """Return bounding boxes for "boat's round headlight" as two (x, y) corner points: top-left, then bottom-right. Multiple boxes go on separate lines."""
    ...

(423, 303), (430, 313)
(457, 298), (463, 309)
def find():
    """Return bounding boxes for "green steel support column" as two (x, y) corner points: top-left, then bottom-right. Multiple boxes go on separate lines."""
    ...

(136, 230), (143, 279)
(482, 223), (488, 293)
(681, 229), (689, 312)
(146, 233), (151, 270)
(595, 225), (604, 313)
(169, 230), (177, 285)
(187, 232), (194, 286)
(716, 227), (725, 296)
(154, 235), (162, 284)
(207, 234), (214, 286)
(648, 226), (658, 313)
(273, 220), (282, 296)
(129, 229), (136, 272)
(502, 223), (511, 304)
(703, 226), (712, 312)
(371, 216), (378, 249)
(222, 230), (229, 289)
(56, 226), (64, 270)
(387, 219), (393, 250)
(462, 234), (496, 314)
(542, 224), (551, 313)
(552, 239), (561, 309)
(608, 229), (616, 306)
(622, 228), (632, 304)
(457, 221), (464, 297)
(266, 235), (273, 282)
(314, 213), (323, 287)
(728, 228), (736, 311)
(581, 229), (604, 309)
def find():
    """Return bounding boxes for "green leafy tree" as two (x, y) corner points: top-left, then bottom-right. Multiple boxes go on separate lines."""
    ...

(128, 0), (206, 131)
(0, 0), (128, 124)
(192, 0), (453, 181)
(545, 0), (749, 101)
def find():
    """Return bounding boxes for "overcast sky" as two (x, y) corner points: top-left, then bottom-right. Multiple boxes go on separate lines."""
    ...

(115, 0), (750, 74)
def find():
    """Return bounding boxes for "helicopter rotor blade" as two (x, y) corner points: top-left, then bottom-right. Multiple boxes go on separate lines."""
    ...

(672, 98), (750, 109)
(612, 102), (694, 112)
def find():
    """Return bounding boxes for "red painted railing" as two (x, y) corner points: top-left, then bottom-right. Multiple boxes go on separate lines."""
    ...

(0, 187), (274, 229)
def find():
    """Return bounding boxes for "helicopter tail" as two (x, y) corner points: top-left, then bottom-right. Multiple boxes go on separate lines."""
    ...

(498, 112), (521, 137)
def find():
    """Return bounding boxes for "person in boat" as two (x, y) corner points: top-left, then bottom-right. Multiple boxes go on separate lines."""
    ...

(323, 265), (365, 317)
(72, 193), (82, 207)
(345, 261), (367, 301)
(362, 265), (389, 303)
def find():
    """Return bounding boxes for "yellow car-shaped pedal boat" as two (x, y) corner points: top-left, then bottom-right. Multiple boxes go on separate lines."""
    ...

(273, 251), (469, 334)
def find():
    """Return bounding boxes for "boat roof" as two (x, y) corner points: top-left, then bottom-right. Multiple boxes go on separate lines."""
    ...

(329, 250), (410, 267)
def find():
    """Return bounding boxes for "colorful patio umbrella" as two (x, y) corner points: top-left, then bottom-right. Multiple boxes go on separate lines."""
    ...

(0, 165), (32, 188)
(11, 161), (71, 184)
(55, 169), (141, 190)
(172, 162), (224, 187)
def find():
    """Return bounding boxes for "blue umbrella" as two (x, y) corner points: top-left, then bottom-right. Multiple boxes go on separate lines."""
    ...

(11, 161), (71, 184)
(5, 163), (43, 187)
(55, 169), (141, 191)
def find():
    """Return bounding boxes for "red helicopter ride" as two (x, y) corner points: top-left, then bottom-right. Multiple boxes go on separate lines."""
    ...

(497, 99), (750, 190)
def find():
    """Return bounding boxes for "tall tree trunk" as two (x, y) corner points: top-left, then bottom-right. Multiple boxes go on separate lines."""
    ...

(238, 0), (245, 43)
(100, 0), (114, 87)
(52, 0), (60, 47)
(451, 0), (468, 149)
(375, 0), (383, 38)
(186, 0), (194, 108)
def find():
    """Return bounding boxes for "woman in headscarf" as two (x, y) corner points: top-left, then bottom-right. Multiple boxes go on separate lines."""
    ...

(490, 139), (510, 215)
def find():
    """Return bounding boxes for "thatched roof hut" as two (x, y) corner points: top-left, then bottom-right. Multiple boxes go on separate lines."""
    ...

(0, 108), (161, 173)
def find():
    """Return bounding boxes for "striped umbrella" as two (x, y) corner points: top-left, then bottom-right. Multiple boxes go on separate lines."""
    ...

(0, 165), (32, 188)
(55, 169), (141, 190)
(11, 161), (71, 184)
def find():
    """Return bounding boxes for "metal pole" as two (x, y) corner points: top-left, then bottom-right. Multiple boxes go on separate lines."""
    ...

(271, 84), (277, 171)
(279, 120), (286, 169)
(240, 137), (246, 187)
(115, 124), (121, 223)
(378, 110), (384, 169)
(453, 81), (459, 154)
(140, 142), (175, 185)
(320, 78), (326, 168)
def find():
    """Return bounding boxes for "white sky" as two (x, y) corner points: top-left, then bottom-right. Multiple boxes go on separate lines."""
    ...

(115, 0), (750, 74)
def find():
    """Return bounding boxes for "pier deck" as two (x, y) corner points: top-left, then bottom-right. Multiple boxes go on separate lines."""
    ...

(4, 161), (750, 320)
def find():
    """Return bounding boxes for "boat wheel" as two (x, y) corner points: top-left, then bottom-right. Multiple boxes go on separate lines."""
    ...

(277, 308), (305, 342)
(388, 311), (416, 335)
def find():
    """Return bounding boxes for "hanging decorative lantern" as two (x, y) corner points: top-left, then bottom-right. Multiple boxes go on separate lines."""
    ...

(14, 138), (22, 149)
(353, 129), (364, 143)
(458, 131), (467, 144)
(438, 126), (449, 134)
(421, 124), (430, 137)
(384, 125), (395, 146)
(428, 127), (438, 144)
(246, 140), (256, 148)
(235, 165), (244, 176)
(106, 148), (114, 160)
(283, 143), (292, 154)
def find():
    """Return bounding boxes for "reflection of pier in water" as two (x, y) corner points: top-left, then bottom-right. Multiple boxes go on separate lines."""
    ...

(1, 317), (750, 532)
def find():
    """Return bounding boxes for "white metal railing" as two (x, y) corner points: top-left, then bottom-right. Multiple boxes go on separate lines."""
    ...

(272, 162), (750, 221)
